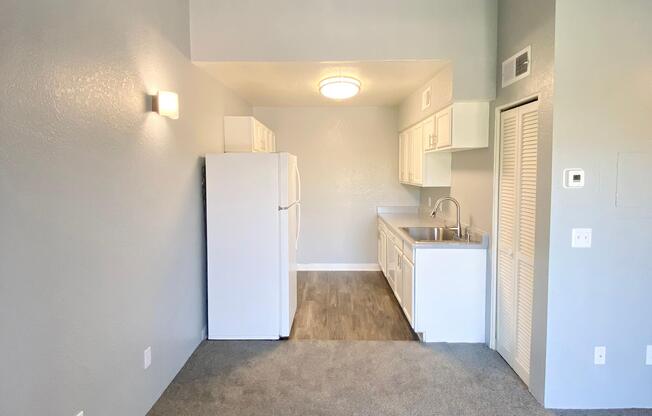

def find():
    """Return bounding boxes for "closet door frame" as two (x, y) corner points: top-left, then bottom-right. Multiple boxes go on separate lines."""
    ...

(489, 93), (540, 354)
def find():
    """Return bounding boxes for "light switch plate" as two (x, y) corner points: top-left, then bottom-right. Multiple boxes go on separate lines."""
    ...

(646, 345), (652, 365)
(594, 346), (606, 365)
(144, 346), (152, 370)
(572, 228), (592, 248)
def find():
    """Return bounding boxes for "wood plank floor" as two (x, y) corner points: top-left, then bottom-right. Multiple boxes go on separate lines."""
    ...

(289, 271), (417, 341)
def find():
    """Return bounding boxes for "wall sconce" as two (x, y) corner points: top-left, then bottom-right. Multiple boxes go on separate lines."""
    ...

(153, 91), (179, 119)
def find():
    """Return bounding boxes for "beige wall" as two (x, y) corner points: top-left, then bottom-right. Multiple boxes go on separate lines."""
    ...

(0, 1), (250, 415)
(253, 106), (419, 265)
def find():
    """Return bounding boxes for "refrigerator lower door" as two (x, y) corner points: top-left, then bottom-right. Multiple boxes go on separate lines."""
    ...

(206, 153), (280, 340)
(279, 205), (298, 337)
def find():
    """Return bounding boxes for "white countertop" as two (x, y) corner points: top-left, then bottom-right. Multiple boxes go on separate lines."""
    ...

(377, 207), (488, 250)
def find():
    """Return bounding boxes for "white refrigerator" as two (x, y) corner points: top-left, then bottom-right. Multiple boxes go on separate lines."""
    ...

(205, 152), (300, 339)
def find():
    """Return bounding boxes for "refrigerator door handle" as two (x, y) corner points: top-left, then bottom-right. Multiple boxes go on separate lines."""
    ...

(296, 201), (301, 250)
(279, 201), (299, 211)
(295, 163), (301, 250)
(295, 163), (301, 203)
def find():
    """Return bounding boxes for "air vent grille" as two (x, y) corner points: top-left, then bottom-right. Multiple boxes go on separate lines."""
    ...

(502, 46), (531, 88)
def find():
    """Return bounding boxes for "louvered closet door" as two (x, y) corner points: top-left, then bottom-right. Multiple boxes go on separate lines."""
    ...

(496, 100), (538, 386)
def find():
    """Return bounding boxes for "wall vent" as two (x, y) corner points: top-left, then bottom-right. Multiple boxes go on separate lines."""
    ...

(421, 86), (432, 111)
(502, 46), (531, 88)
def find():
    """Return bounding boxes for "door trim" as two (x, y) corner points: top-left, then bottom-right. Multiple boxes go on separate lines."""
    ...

(489, 93), (539, 350)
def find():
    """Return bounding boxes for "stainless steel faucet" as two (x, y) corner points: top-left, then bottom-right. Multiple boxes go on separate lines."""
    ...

(430, 196), (462, 239)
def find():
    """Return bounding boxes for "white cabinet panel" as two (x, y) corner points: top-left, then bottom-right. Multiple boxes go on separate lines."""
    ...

(435, 102), (489, 152)
(422, 115), (436, 151)
(401, 255), (414, 326)
(224, 116), (276, 153)
(399, 132), (409, 183)
(399, 115), (452, 188)
(411, 124), (423, 184)
(386, 239), (400, 292)
(378, 226), (387, 276)
(435, 106), (452, 149)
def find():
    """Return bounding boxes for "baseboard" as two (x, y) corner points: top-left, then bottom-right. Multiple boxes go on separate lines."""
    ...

(297, 263), (381, 271)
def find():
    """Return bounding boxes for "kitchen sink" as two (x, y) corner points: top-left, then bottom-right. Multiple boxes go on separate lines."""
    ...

(400, 226), (458, 242)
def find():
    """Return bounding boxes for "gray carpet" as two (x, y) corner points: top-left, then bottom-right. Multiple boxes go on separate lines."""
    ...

(148, 340), (652, 416)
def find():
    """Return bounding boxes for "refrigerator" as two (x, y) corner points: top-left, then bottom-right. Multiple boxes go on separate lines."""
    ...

(205, 152), (300, 340)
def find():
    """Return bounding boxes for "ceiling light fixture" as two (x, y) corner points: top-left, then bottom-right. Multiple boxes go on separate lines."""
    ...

(319, 76), (361, 100)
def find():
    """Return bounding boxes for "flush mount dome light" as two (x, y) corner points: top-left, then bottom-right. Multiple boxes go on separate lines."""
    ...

(319, 76), (361, 100)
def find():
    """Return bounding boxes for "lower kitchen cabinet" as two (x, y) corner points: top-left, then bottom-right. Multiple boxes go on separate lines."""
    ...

(378, 218), (487, 342)
(377, 227), (387, 275)
(385, 238), (400, 293)
(401, 254), (414, 326)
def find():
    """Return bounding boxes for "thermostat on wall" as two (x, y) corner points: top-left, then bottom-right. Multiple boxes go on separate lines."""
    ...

(563, 168), (585, 188)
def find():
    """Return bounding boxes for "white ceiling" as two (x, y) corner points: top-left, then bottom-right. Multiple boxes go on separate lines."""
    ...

(195, 60), (449, 107)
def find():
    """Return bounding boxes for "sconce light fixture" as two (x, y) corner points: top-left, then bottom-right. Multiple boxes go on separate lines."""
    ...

(153, 91), (179, 119)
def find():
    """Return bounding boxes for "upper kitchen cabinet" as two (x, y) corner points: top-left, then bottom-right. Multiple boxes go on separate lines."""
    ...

(422, 115), (437, 152)
(399, 132), (409, 183)
(224, 116), (276, 153)
(433, 102), (489, 152)
(399, 124), (451, 188)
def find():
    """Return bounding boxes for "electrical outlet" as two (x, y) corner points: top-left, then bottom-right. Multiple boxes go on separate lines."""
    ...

(646, 345), (652, 365)
(144, 346), (152, 370)
(572, 228), (592, 248)
(594, 346), (606, 365)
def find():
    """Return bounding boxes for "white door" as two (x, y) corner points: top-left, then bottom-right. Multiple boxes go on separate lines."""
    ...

(435, 106), (452, 149)
(380, 230), (387, 276)
(399, 133), (408, 183)
(253, 121), (265, 152)
(496, 101), (539, 385)
(401, 255), (414, 327)
(386, 240), (399, 291)
(378, 227), (387, 276)
(395, 251), (403, 304)
(422, 115), (436, 151)
(279, 153), (300, 337)
(411, 124), (423, 185)
(206, 153), (280, 339)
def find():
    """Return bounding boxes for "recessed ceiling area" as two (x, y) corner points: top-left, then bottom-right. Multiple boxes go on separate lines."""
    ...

(195, 60), (450, 106)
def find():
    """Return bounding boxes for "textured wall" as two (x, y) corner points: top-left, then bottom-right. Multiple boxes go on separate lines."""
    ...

(397, 64), (454, 131)
(190, 0), (497, 101)
(0, 1), (250, 415)
(253, 106), (419, 265)
(544, 0), (652, 408)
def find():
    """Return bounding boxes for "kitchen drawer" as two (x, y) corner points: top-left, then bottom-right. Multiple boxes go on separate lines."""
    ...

(388, 230), (402, 249)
